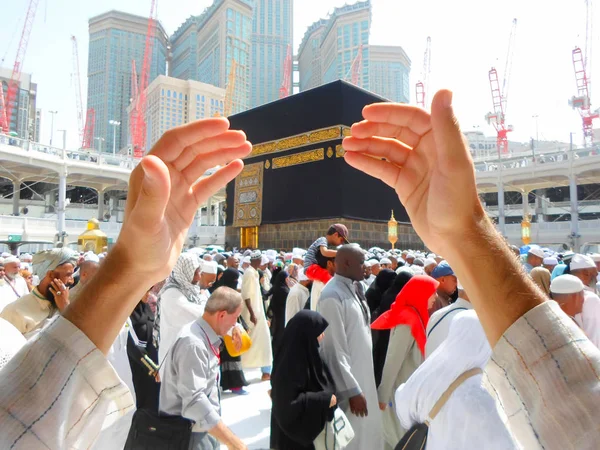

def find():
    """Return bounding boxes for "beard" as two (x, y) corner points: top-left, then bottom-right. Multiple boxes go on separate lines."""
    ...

(5, 272), (17, 281)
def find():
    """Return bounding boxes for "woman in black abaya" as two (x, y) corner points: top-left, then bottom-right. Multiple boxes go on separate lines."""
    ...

(210, 268), (249, 394)
(266, 270), (290, 361)
(270, 310), (337, 450)
(365, 269), (397, 316)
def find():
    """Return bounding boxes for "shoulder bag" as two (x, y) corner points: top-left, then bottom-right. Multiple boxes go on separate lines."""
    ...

(314, 406), (355, 450)
(394, 367), (482, 450)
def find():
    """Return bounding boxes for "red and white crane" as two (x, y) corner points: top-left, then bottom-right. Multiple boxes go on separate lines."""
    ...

(130, 0), (158, 157)
(569, 0), (598, 147)
(485, 18), (517, 156)
(0, 0), (40, 133)
(279, 44), (292, 99)
(415, 36), (431, 109)
(349, 44), (363, 86)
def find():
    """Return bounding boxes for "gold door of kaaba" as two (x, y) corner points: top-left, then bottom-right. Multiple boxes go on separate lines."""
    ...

(240, 226), (259, 249)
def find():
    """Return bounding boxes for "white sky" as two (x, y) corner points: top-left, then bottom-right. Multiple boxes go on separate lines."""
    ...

(1, 0), (598, 149)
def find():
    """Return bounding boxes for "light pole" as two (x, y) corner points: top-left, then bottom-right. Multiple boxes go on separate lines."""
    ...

(109, 120), (121, 156)
(57, 129), (67, 150)
(49, 110), (58, 147)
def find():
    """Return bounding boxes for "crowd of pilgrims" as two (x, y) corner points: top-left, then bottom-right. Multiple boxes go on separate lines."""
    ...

(1, 227), (600, 449)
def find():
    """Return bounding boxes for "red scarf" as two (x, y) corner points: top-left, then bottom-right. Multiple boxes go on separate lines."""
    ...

(305, 264), (332, 284)
(371, 275), (439, 356)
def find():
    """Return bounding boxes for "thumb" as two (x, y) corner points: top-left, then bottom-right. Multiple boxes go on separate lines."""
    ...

(430, 89), (472, 170)
(132, 155), (170, 226)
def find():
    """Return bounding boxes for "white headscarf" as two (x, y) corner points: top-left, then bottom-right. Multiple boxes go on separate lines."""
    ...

(160, 253), (202, 304)
(395, 310), (518, 450)
(32, 248), (78, 278)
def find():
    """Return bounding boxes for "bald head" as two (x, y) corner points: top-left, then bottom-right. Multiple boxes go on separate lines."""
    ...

(78, 260), (100, 285)
(335, 245), (366, 281)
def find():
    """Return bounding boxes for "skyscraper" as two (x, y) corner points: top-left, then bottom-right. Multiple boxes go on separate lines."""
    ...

(298, 1), (371, 92)
(169, 16), (199, 81)
(0, 67), (38, 140)
(87, 11), (168, 151)
(369, 45), (411, 103)
(250, 0), (293, 108)
(194, 0), (253, 114)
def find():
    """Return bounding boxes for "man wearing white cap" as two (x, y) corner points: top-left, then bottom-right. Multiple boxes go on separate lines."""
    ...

(524, 246), (545, 274)
(0, 256), (29, 307)
(284, 270), (312, 326)
(550, 275), (585, 320)
(569, 254), (600, 348)
(379, 257), (392, 270)
(543, 256), (559, 273)
(292, 248), (305, 267)
(241, 250), (272, 380)
(423, 258), (437, 277)
(1, 248), (78, 336)
(405, 253), (415, 266)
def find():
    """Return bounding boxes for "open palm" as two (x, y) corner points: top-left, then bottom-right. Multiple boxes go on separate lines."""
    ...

(343, 90), (485, 256)
(119, 117), (252, 282)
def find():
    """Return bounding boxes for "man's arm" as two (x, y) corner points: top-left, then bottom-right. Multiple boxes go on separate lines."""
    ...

(320, 246), (337, 258)
(63, 118), (252, 353)
(208, 421), (247, 450)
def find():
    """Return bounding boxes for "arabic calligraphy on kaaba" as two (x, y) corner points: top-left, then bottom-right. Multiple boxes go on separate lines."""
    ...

(233, 162), (263, 228)
(272, 148), (325, 169)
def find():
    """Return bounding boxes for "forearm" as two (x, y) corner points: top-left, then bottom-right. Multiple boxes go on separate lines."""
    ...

(443, 215), (544, 345)
(244, 298), (255, 317)
(63, 244), (151, 354)
(208, 421), (245, 448)
(321, 248), (337, 258)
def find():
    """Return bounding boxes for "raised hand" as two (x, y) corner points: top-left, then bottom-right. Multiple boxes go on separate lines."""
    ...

(119, 118), (252, 284)
(342, 90), (484, 257)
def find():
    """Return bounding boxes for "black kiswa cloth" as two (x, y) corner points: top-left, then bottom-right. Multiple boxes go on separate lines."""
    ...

(270, 310), (336, 450)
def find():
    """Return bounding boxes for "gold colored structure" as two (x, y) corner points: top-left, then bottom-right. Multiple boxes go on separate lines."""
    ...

(240, 226), (259, 249)
(77, 219), (108, 254)
(388, 211), (398, 249)
(521, 217), (531, 245)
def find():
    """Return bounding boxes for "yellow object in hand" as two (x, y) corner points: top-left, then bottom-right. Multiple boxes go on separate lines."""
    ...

(224, 324), (252, 357)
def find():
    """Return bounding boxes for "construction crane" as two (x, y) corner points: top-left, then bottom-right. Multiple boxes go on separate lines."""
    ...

(348, 45), (364, 86)
(223, 60), (238, 117)
(130, 0), (158, 157)
(485, 18), (518, 156)
(279, 44), (292, 99)
(569, 0), (599, 147)
(0, 0), (41, 133)
(71, 36), (84, 143)
(81, 108), (95, 149)
(415, 37), (431, 109)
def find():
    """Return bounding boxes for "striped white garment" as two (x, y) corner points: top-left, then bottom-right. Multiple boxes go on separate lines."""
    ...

(485, 300), (600, 449)
(0, 316), (133, 449)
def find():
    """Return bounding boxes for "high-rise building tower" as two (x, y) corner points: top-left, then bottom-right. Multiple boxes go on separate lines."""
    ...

(298, 1), (371, 92)
(194, 0), (253, 114)
(297, 19), (327, 92)
(0, 67), (38, 140)
(369, 45), (411, 103)
(170, 16), (199, 81)
(87, 11), (168, 151)
(250, 0), (293, 107)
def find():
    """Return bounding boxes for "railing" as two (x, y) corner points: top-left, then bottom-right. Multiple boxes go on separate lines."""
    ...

(472, 146), (599, 172)
(0, 133), (140, 170)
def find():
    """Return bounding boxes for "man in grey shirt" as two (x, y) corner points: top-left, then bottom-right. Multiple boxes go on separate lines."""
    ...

(160, 286), (247, 450)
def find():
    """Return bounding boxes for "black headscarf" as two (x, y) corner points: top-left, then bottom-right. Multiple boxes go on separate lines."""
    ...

(208, 266), (226, 294)
(270, 310), (335, 449)
(210, 267), (239, 293)
(372, 271), (413, 387)
(366, 269), (396, 316)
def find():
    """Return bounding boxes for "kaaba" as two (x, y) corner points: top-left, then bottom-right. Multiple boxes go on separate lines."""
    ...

(224, 80), (424, 251)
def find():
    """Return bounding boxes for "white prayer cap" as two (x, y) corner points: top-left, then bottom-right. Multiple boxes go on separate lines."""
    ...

(543, 256), (558, 266)
(570, 254), (596, 271)
(266, 249), (278, 258)
(242, 256), (251, 264)
(368, 259), (380, 266)
(260, 255), (269, 265)
(590, 253), (600, 263)
(424, 258), (436, 267)
(550, 275), (584, 294)
(1, 252), (10, 258)
(380, 257), (392, 265)
(406, 253), (415, 259)
(83, 252), (100, 263)
(292, 247), (305, 258)
(3, 256), (19, 264)
(364, 260), (372, 268)
(201, 260), (218, 274)
(250, 250), (262, 260)
(19, 253), (32, 261)
(298, 268), (309, 282)
(527, 246), (545, 259)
